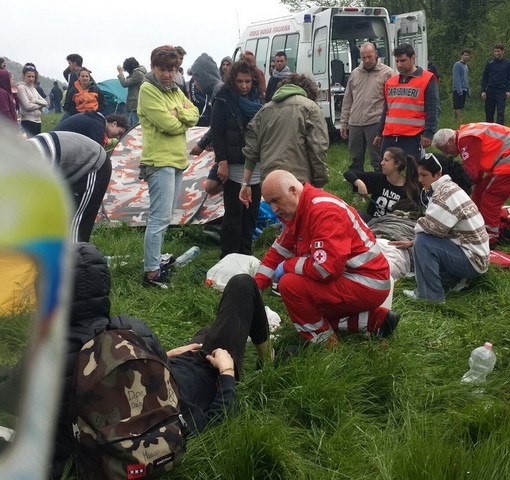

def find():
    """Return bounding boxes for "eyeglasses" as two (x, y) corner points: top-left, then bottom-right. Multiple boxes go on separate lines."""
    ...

(24, 65), (36, 71)
(425, 153), (442, 172)
(156, 50), (177, 57)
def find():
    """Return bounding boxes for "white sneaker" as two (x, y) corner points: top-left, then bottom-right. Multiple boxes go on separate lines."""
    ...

(403, 289), (445, 303)
(450, 278), (470, 292)
(403, 289), (419, 299)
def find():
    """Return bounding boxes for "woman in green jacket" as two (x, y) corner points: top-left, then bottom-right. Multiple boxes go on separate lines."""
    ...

(138, 46), (199, 288)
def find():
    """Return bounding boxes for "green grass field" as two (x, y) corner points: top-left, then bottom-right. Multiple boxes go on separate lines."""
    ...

(45, 104), (510, 479)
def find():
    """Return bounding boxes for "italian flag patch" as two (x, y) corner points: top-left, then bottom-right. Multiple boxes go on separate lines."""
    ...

(314, 241), (323, 248)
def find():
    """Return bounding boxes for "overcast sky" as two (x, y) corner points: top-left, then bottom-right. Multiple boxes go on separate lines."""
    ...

(2, 0), (290, 83)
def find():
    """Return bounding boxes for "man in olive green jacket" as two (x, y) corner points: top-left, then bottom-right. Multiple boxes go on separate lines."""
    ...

(117, 58), (148, 126)
(239, 73), (329, 208)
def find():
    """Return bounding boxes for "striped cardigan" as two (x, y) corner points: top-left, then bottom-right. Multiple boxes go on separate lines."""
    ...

(415, 174), (489, 273)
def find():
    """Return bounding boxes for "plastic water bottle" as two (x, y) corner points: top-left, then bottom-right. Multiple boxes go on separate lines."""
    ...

(174, 246), (201, 267)
(461, 342), (496, 383)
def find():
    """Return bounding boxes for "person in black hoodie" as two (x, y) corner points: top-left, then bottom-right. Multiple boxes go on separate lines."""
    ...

(210, 60), (263, 257)
(189, 53), (222, 128)
(50, 242), (271, 478)
(53, 111), (128, 146)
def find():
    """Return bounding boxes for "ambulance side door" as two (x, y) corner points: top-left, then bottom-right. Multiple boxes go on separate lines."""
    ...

(391, 11), (428, 69)
(311, 9), (334, 125)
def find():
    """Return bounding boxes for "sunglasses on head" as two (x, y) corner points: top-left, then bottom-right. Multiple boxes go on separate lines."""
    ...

(425, 153), (442, 172)
(156, 50), (177, 57)
(24, 65), (36, 71)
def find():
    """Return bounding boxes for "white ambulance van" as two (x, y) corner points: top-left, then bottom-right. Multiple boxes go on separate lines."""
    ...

(234, 6), (427, 130)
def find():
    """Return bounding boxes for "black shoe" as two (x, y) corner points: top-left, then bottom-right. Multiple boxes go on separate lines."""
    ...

(159, 255), (176, 281)
(142, 269), (169, 289)
(271, 282), (281, 297)
(377, 310), (400, 338)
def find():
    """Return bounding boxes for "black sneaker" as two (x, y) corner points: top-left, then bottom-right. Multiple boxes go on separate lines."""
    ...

(142, 269), (169, 289)
(271, 282), (281, 297)
(377, 310), (400, 338)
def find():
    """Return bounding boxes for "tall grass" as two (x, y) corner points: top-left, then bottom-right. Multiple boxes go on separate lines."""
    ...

(44, 108), (510, 479)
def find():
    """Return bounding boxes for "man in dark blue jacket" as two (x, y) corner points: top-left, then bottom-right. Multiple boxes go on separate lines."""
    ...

(54, 111), (128, 147)
(481, 44), (510, 125)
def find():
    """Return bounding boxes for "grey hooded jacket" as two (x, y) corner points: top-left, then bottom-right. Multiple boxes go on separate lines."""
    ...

(117, 66), (148, 112)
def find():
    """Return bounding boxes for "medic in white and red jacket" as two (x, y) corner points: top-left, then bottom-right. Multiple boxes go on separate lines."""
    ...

(255, 170), (400, 344)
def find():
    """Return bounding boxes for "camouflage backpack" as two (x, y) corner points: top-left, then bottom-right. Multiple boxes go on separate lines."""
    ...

(72, 326), (186, 480)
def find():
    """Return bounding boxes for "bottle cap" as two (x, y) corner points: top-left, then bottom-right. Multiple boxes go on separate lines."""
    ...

(484, 342), (493, 349)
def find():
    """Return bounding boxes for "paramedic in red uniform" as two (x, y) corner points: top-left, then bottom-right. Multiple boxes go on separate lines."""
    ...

(432, 123), (510, 247)
(374, 43), (440, 163)
(254, 170), (400, 344)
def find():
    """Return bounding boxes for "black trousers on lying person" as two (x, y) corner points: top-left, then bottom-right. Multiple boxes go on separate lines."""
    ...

(186, 273), (269, 378)
(169, 274), (269, 435)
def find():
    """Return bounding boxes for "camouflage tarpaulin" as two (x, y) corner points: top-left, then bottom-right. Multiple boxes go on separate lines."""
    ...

(98, 125), (224, 226)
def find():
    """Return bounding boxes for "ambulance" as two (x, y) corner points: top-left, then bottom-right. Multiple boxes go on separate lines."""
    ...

(234, 6), (427, 130)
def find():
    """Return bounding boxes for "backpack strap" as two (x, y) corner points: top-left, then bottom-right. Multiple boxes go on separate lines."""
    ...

(106, 314), (133, 331)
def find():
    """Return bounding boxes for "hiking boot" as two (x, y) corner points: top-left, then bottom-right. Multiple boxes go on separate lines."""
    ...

(142, 269), (169, 289)
(377, 310), (400, 338)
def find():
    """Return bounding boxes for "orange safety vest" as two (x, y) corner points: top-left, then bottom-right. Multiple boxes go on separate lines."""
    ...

(72, 80), (99, 113)
(382, 70), (434, 137)
(458, 122), (510, 175)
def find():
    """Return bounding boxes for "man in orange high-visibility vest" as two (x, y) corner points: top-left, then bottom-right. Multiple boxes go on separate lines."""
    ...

(374, 43), (440, 165)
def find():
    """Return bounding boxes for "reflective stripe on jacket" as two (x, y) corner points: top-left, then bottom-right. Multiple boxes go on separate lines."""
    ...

(383, 70), (434, 136)
(458, 122), (510, 175)
(254, 183), (390, 291)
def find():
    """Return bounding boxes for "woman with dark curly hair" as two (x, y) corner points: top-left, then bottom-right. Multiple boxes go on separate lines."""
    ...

(239, 73), (329, 209)
(117, 57), (147, 127)
(211, 60), (263, 258)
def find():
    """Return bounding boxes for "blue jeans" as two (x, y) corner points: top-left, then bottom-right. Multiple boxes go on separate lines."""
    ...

(128, 111), (139, 127)
(413, 232), (479, 302)
(144, 166), (183, 271)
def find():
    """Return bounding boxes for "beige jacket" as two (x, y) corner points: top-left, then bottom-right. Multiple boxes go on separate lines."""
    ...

(340, 62), (393, 127)
(17, 82), (47, 123)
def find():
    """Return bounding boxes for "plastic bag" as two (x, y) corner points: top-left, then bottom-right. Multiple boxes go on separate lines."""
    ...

(206, 253), (261, 291)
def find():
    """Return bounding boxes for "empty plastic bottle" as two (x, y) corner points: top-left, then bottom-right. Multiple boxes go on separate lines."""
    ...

(174, 246), (201, 268)
(461, 342), (496, 383)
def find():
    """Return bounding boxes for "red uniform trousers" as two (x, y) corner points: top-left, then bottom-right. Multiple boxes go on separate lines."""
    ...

(278, 273), (390, 342)
(471, 173), (510, 244)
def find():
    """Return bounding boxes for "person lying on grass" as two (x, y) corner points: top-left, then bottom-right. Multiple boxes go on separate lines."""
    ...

(47, 242), (272, 479)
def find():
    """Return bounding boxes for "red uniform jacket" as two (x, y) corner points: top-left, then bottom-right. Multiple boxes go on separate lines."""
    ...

(255, 184), (390, 291)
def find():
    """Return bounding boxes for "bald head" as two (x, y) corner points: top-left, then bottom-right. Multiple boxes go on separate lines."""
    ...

(262, 170), (303, 221)
(360, 42), (378, 70)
